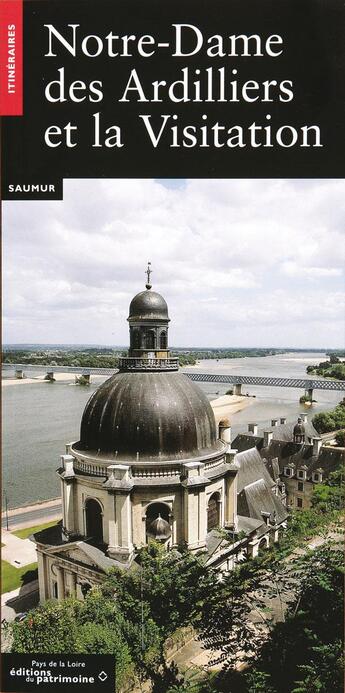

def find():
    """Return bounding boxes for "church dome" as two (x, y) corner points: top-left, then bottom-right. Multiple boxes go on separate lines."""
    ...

(77, 370), (223, 462)
(128, 289), (169, 322)
(147, 514), (171, 541)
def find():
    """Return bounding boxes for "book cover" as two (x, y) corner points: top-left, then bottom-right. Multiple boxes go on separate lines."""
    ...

(1, 1), (344, 692)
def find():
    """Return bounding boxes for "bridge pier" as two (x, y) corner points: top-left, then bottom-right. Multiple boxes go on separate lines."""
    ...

(75, 373), (91, 385)
(233, 383), (242, 396)
(44, 370), (55, 382)
(305, 387), (314, 400)
(15, 368), (24, 379)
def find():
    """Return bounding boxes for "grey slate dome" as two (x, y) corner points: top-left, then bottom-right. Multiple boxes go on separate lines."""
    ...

(129, 289), (169, 322)
(78, 370), (223, 462)
(147, 514), (171, 541)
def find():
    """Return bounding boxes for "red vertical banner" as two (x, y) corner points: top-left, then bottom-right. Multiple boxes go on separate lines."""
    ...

(0, 0), (23, 115)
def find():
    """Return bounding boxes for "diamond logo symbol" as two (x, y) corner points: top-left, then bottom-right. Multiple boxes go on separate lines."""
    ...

(98, 671), (108, 682)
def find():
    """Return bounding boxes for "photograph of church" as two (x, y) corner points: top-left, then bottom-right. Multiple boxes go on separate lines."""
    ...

(2, 178), (344, 693)
(34, 269), (288, 601)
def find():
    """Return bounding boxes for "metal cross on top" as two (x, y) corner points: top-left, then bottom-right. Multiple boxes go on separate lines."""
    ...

(145, 261), (152, 289)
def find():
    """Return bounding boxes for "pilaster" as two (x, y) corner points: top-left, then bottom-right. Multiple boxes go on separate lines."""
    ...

(181, 461), (209, 551)
(104, 465), (134, 562)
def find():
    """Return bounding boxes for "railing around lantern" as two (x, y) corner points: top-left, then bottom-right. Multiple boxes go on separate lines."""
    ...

(119, 357), (179, 371)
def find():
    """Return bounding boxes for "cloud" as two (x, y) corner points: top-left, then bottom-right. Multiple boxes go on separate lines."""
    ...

(281, 262), (343, 278)
(2, 179), (345, 347)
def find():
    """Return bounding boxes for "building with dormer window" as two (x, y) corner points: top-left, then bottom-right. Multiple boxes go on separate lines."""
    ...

(232, 417), (344, 511)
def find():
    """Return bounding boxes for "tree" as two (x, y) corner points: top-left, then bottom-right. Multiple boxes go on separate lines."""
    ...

(312, 403), (345, 434)
(7, 591), (134, 692)
(335, 430), (345, 446)
(245, 668), (276, 693)
(102, 542), (218, 690)
(311, 463), (344, 513)
(102, 543), (216, 640)
(9, 599), (81, 653)
(197, 554), (291, 672)
(244, 544), (344, 693)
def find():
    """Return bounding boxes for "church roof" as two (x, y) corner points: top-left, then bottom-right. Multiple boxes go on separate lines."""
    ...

(235, 446), (276, 494)
(238, 478), (288, 526)
(128, 289), (169, 322)
(233, 446), (288, 529)
(232, 432), (344, 482)
(77, 370), (224, 462)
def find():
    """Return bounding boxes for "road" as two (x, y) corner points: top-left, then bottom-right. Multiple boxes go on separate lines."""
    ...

(1, 502), (61, 529)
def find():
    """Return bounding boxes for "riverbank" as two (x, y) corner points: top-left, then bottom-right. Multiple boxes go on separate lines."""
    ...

(1, 499), (62, 530)
(2, 373), (106, 386)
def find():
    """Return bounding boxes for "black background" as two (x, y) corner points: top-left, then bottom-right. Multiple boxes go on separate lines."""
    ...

(1, 0), (345, 200)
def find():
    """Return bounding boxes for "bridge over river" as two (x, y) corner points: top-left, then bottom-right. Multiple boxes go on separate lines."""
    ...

(2, 364), (345, 399)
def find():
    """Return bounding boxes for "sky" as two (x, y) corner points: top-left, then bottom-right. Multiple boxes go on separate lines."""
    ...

(2, 178), (345, 349)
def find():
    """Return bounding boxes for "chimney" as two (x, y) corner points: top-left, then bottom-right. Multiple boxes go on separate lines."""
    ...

(300, 413), (308, 423)
(219, 419), (231, 446)
(271, 419), (279, 427)
(264, 431), (273, 447)
(312, 437), (322, 456)
(248, 422), (258, 435)
(280, 417), (287, 425)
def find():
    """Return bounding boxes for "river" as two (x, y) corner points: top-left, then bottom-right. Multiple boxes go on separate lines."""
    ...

(2, 352), (343, 508)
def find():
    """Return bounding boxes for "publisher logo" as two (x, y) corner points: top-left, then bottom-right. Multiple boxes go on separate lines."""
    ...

(1, 654), (115, 692)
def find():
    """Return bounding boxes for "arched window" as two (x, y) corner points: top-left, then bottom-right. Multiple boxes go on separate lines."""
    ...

(145, 502), (171, 543)
(85, 498), (103, 545)
(80, 582), (92, 598)
(145, 330), (155, 350)
(131, 329), (141, 350)
(207, 492), (221, 532)
(160, 331), (167, 349)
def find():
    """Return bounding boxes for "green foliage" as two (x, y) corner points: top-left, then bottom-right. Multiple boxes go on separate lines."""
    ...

(292, 641), (344, 693)
(235, 544), (344, 693)
(9, 599), (82, 653)
(286, 546), (342, 690)
(335, 430), (345, 446)
(310, 458), (344, 513)
(198, 557), (274, 671)
(3, 346), (284, 370)
(311, 483), (343, 512)
(2, 348), (121, 369)
(103, 542), (218, 691)
(299, 394), (312, 404)
(9, 545), (216, 690)
(312, 401), (345, 433)
(245, 668), (276, 693)
(8, 529), (344, 693)
(103, 542), (216, 640)
(306, 358), (345, 381)
(75, 374), (90, 385)
(8, 591), (134, 691)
